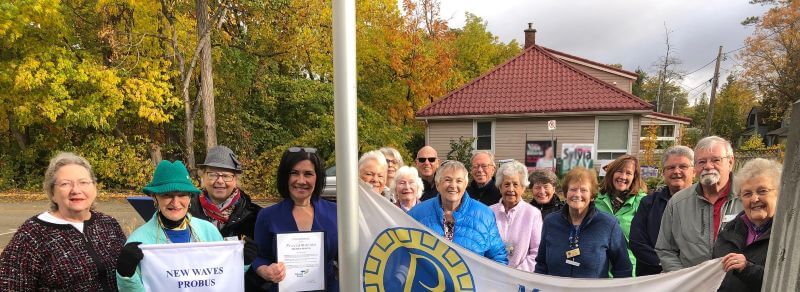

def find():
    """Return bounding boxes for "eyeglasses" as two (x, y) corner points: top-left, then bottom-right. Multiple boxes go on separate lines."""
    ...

(471, 164), (494, 170)
(288, 147), (317, 153)
(696, 156), (729, 167)
(386, 159), (398, 165)
(664, 164), (692, 172)
(55, 179), (95, 191)
(417, 157), (436, 163)
(206, 172), (235, 182)
(740, 188), (774, 199)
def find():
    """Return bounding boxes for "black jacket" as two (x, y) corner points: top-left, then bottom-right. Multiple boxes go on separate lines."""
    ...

(420, 179), (437, 201)
(712, 212), (770, 292)
(466, 178), (502, 206)
(629, 186), (671, 276)
(189, 189), (262, 239)
(530, 196), (565, 219)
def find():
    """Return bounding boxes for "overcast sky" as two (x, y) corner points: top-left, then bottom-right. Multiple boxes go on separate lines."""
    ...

(437, 0), (770, 104)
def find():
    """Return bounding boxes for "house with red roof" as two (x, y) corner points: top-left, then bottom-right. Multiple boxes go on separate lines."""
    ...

(415, 25), (690, 170)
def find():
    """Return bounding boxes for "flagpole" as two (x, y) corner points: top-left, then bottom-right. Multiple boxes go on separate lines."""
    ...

(333, 0), (359, 290)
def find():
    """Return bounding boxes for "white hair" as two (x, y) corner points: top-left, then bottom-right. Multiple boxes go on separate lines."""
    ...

(390, 166), (424, 199)
(471, 150), (495, 165)
(434, 160), (469, 185)
(734, 158), (782, 195)
(358, 150), (387, 172)
(662, 145), (694, 167)
(495, 160), (530, 189)
(695, 136), (734, 158)
(379, 147), (404, 167)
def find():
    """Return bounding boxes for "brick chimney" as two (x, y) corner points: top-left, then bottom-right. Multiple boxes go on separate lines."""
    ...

(524, 23), (537, 48)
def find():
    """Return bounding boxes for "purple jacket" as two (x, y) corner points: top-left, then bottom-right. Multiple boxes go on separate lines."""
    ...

(491, 200), (543, 272)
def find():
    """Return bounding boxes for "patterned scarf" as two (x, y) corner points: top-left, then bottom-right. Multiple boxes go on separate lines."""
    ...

(199, 188), (241, 227)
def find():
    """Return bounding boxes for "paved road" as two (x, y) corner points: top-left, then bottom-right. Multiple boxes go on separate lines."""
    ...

(0, 199), (147, 251)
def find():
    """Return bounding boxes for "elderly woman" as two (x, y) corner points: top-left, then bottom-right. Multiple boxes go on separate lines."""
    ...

(115, 160), (257, 291)
(0, 152), (125, 290)
(253, 147), (338, 292)
(713, 158), (782, 292)
(407, 161), (508, 263)
(535, 167), (631, 278)
(528, 169), (564, 218)
(595, 154), (647, 275)
(359, 150), (392, 202)
(391, 166), (423, 212)
(490, 160), (543, 272)
(380, 147), (405, 188)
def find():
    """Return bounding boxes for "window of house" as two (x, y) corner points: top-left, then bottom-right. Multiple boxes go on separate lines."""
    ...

(475, 121), (493, 150)
(658, 125), (675, 137)
(597, 119), (629, 159)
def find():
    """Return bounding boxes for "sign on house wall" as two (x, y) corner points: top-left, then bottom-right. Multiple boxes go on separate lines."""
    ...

(525, 140), (557, 170)
(560, 143), (594, 175)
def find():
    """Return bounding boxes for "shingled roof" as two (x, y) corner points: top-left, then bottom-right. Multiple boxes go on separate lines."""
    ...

(416, 45), (653, 118)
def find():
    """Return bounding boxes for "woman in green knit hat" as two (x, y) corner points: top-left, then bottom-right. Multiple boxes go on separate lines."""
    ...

(115, 160), (257, 291)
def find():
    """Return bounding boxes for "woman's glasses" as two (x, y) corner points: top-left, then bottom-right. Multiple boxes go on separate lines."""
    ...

(288, 147), (317, 153)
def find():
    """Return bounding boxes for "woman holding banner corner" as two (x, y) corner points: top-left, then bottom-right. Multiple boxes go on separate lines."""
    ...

(115, 160), (258, 292)
(253, 147), (339, 292)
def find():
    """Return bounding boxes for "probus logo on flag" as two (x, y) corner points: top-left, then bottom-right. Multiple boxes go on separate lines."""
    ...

(139, 241), (244, 292)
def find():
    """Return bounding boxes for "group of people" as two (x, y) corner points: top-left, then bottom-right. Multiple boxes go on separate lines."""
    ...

(0, 146), (337, 291)
(361, 136), (781, 292)
(0, 134), (783, 292)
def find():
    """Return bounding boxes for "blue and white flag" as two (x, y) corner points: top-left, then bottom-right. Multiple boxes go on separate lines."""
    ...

(356, 184), (726, 291)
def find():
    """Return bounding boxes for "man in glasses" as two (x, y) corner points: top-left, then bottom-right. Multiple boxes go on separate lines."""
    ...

(415, 146), (441, 201)
(656, 136), (742, 272)
(190, 145), (261, 239)
(466, 151), (501, 206)
(630, 146), (695, 276)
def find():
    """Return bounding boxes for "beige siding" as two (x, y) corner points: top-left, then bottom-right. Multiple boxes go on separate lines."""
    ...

(426, 120), (474, 160)
(631, 115), (641, 153)
(562, 61), (634, 93)
(494, 116), (597, 162)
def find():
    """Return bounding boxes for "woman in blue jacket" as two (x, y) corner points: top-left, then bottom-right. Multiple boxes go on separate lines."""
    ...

(407, 161), (508, 264)
(534, 167), (632, 278)
(252, 147), (338, 291)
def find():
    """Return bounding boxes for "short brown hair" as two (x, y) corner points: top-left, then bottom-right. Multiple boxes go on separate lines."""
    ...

(561, 167), (598, 199)
(600, 155), (647, 196)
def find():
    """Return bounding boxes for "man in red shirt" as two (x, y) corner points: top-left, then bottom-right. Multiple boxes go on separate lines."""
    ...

(655, 136), (742, 272)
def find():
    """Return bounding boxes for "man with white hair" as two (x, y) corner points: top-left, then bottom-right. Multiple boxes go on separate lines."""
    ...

(466, 151), (502, 206)
(655, 136), (743, 272)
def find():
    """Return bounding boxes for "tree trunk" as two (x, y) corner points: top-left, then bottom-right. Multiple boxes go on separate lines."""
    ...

(196, 0), (216, 149)
(149, 143), (163, 166)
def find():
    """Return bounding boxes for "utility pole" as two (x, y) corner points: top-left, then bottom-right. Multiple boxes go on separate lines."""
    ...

(704, 46), (723, 136)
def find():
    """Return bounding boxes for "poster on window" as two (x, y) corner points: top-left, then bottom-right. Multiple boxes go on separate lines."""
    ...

(560, 143), (594, 175)
(525, 140), (557, 170)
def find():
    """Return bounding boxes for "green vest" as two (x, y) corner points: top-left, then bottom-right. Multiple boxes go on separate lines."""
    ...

(595, 191), (646, 277)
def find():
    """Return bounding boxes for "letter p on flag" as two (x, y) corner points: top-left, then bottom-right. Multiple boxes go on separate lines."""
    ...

(139, 241), (244, 292)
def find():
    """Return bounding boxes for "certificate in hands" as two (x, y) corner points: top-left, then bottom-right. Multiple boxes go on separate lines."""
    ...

(276, 231), (325, 291)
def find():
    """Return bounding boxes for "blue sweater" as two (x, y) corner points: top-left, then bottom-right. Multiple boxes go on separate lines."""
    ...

(630, 187), (671, 276)
(534, 203), (632, 278)
(407, 193), (508, 264)
(253, 198), (338, 292)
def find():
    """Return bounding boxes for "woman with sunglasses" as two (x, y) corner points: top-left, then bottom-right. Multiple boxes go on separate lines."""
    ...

(594, 154), (647, 276)
(252, 147), (338, 291)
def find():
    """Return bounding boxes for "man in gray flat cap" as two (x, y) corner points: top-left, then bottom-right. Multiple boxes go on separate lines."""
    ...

(189, 145), (261, 239)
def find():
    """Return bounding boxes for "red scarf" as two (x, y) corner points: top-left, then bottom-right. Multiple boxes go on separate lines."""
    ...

(199, 188), (241, 224)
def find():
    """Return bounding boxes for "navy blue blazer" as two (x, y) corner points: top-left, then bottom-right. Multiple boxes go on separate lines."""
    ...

(253, 198), (338, 292)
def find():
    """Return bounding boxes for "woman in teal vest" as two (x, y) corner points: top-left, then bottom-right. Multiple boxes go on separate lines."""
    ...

(596, 155), (648, 276)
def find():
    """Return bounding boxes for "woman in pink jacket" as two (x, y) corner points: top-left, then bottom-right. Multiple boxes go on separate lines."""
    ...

(490, 160), (543, 272)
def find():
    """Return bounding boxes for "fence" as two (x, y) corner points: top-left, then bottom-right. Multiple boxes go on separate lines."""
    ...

(733, 149), (784, 171)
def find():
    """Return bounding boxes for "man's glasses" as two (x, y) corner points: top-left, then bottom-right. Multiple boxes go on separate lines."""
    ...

(417, 157), (436, 163)
(471, 164), (494, 170)
(696, 156), (729, 167)
(206, 172), (235, 182)
(288, 147), (317, 153)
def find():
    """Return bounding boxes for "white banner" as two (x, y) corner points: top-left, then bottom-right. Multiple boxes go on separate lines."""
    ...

(140, 241), (244, 292)
(357, 184), (726, 291)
